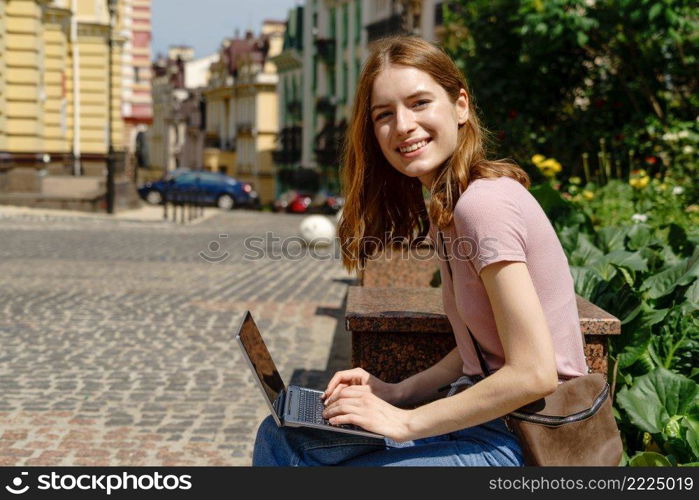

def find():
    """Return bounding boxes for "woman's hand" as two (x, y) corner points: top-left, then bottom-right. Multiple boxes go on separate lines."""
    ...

(322, 367), (401, 406)
(322, 385), (415, 442)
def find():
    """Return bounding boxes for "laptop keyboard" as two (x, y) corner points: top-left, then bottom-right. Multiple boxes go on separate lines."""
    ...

(297, 390), (363, 431)
(299, 390), (328, 425)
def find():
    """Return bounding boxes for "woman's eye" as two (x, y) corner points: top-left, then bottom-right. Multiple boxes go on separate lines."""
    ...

(375, 111), (391, 121)
(413, 100), (430, 108)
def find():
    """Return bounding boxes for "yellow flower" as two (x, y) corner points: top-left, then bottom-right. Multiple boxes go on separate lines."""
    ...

(629, 176), (650, 189)
(657, 183), (667, 192)
(569, 176), (582, 185)
(531, 154), (546, 166)
(539, 158), (562, 172)
(582, 190), (595, 200)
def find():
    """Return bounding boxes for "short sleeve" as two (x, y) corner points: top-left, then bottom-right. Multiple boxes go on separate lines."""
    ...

(453, 179), (528, 275)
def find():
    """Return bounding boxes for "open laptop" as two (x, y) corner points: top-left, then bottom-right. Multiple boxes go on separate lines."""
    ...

(235, 311), (384, 439)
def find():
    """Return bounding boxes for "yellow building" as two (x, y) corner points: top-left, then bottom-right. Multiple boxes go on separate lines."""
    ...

(202, 49), (236, 175)
(0, 0), (125, 182)
(202, 21), (285, 205)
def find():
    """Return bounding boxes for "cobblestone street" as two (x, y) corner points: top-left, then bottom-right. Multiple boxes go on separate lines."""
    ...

(0, 208), (354, 466)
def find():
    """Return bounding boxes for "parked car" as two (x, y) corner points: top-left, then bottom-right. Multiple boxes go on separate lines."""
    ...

(138, 170), (259, 210)
(274, 189), (344, 214)
(274, 190), (313, 214)
(311, 190), (344, 214)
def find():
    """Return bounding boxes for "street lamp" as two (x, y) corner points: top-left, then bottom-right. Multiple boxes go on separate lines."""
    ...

(106, 0), (118, 214)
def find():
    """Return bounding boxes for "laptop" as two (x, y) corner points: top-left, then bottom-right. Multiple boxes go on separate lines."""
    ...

(235, 311), (384, 439)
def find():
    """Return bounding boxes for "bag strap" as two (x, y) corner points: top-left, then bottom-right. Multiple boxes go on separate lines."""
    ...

(438, 230), (491, 378)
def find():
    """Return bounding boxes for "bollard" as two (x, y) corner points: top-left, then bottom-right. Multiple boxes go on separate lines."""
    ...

(179, 190), (185, 224)
(172, 191), (178, 223)
(163, 191), (168, 221)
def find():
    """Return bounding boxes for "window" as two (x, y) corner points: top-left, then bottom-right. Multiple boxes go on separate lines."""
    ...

(342, 62), (348, 101)
(330, 8), (336, 39)
(342, 3), (349, 47)
(355, 0), (362, 43)
(329, 68), (336, 97)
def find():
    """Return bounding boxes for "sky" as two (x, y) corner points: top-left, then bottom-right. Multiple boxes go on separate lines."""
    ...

(151, 0), (300, 59)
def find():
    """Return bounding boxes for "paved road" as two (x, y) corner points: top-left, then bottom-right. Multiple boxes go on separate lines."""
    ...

(0, 209), (354, 465)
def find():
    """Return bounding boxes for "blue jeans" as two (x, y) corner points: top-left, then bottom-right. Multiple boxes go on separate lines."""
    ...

(252, 414), (523, 466)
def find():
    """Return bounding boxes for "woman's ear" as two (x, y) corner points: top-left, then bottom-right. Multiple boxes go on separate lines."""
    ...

(456, 89), (469, 125)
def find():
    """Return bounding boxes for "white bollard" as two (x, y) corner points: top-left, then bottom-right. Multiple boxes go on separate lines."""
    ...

(299, 215), (335, 247)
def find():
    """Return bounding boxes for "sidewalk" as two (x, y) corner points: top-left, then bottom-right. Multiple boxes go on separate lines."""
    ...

(0, 203), (220, 224)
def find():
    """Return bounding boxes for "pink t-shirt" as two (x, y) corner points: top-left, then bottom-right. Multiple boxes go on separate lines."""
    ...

(430, 176), (588, 380)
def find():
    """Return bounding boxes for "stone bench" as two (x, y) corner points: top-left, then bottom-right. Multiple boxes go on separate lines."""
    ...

(346, 246), (621, 383)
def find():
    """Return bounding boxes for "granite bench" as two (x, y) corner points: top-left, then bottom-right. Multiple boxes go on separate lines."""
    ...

(347, 246), (621, 384)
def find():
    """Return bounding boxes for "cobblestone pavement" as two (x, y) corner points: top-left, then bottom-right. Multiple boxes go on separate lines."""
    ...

(0, 209), (354, 466)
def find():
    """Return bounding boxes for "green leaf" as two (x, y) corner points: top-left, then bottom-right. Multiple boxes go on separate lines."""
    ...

(615, 326), (652, 369)
(616, 367), (699, 434)
(558, 224), (580, 255)
(682, 280), (699, 313)
(570, 266), (605, 300)
(667, 223), (693, 256)
(648, 3), (663, 21)
(626, 224), (653, 251)
(640, 249), (699, 299)
(576, 31), (588, 46)
(569, 233), (605, 266)
(684, 415), (699, 459)
(606, 250), (648, 272)
(628, 451), (672, 466)
(598, 226), (628, 252)
(618, 266), (636, 287)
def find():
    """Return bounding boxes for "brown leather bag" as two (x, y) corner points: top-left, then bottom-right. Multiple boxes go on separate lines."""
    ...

(503, 372), (623, 466)
(439, 231), (623, 466)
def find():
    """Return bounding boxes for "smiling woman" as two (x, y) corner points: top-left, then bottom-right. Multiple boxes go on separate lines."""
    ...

(251, 36), (593, 467)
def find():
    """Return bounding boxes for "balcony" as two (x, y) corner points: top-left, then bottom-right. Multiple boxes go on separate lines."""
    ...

(315, 96), (337, 118)
(222, 137), (236, 151)
(314, 37), (336, 66)
(204, 134), (221, 149)
(272, 126), (302, 164)
(204, 134), (235, 150)
(366, 14), (405, 42)
(236, 122), (253, 136)
(286, 99), (302, 122)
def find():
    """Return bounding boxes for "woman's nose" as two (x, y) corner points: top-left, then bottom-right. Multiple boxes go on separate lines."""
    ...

(394, 108), (417, 135)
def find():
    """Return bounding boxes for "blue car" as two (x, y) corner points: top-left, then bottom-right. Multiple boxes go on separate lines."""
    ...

(138, 170), (259, 210)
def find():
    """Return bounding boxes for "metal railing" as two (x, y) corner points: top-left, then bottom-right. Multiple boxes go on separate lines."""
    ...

(162, 188), (206, 224)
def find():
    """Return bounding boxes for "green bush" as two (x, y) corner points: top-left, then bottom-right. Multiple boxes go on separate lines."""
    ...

(530, 182), (698, 466)
(442, 0), (698, 184)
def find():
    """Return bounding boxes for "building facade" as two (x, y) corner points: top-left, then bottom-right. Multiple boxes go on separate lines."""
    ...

(147, 46), (212, 177)
(270, 0), (444, 194)
(119, 0), (153, 169)
(202, 21), (285, 204)
(0, 0), (134, 185)
(270, 6), (304, 196)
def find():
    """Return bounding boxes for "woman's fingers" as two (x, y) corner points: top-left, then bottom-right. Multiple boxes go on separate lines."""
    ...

(322, 368), (370, 399)
(324, 383), (370, 407)
(324, 383), (348, 406)
(323, 386), (371, 415)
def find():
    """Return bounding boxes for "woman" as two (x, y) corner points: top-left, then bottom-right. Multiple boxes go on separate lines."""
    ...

(252, 36), (588, 466)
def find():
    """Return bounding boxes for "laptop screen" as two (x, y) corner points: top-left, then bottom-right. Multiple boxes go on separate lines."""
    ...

(236, 311), (285, 407)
